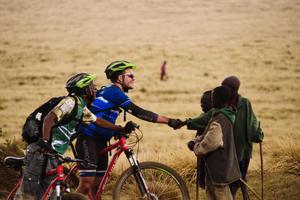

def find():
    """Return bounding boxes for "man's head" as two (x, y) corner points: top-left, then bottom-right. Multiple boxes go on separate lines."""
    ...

(105, 60), (137, 92)
(212, 86), (232, 109)
(221, 76), (240, 93)
(200, 90), (212, 113)
(65, 73), (96, 100)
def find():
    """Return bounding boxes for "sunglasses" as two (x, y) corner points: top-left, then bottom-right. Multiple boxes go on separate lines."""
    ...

(123, 73), (134, 79)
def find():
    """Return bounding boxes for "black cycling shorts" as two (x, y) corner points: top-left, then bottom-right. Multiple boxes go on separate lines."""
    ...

(75, 134), (108, 177)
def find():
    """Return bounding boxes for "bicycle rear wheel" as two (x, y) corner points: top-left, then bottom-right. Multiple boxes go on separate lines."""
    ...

(113, 162), (190, 200)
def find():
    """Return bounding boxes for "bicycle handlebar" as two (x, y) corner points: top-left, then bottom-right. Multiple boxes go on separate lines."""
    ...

(124, 121), (139, 133)
(47, 122), (140, 166)
(115, 121), (140, 139)
(45, 152), (97, 168)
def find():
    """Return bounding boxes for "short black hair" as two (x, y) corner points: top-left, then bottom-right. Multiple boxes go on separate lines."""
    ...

(212, 86), (232, 108)
(110, 70), (125, 82)
(200, 90), (213, 113)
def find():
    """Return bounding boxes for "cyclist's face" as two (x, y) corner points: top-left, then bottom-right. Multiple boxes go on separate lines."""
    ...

(121, 68), (135, 90)
(86, 82), (97, 99)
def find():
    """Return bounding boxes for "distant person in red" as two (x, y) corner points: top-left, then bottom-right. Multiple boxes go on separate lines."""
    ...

(160, 60), (168, 81)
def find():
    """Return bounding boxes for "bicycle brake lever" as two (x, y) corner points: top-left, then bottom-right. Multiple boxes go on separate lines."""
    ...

(64, 156), (72, 162)
(132, 122), (139, 130)
(88, 163), (97, 168)
(80, 160), (97, 168)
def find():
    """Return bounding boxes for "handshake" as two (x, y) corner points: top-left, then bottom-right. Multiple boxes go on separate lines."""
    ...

(167, 118), (186, 130)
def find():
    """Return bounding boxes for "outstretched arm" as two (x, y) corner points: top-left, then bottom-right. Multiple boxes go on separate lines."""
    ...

(94, 117), (123, 132)
(124, 102), (159, 122)
(80, 106), (124, 132)
(186, 109), (213, 130)
(124, 102), (183, 128)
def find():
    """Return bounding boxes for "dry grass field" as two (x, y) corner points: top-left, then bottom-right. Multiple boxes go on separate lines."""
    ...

(0, 0), (300, 199)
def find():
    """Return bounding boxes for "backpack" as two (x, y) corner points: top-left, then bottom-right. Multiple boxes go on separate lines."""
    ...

(22, 96), (78, 144)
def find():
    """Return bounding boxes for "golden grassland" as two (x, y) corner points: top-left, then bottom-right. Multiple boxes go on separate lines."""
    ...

(0, 0), (300, 199)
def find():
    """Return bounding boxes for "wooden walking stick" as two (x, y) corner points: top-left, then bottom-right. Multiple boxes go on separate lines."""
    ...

(259, 142), (264, 200)
(240, 178), (262, 200)
(240, 178), (250, 200)
(196, 156), (199, 200)
(239, 142), (264, 200)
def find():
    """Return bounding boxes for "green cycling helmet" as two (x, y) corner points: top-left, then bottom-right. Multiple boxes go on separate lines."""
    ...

(105, 60), (137, 79)
(66, 73), (96, 94)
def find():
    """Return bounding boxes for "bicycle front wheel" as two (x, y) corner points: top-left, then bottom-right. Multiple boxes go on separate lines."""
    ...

(113, 162), (190, 200)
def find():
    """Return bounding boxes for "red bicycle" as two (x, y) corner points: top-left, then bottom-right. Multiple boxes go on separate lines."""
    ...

(84, 123), (189, 200)
(5, 123), (190, 200)
(4, 153), (91, 200)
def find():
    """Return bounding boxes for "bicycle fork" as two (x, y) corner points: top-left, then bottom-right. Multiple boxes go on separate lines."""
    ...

(125, 149), (157, 200)
(46, 165), (70, 200)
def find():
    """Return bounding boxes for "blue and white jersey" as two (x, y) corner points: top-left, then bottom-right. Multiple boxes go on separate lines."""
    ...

(78, 84), (132, 140)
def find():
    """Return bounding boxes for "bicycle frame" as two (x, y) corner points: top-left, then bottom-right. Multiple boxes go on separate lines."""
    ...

(93, 136), (149, 200)
(42, 164), (68, 200)
(6, 177), (23, 200)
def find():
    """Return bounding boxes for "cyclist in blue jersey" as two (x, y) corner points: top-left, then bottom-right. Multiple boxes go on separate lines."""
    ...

(75, 60), (183, 199)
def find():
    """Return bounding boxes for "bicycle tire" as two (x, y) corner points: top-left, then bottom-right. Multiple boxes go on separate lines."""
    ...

(113, 162), (190, 200)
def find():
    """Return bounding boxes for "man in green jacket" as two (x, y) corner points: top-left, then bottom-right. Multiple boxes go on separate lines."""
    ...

(222, 76), (264, 200)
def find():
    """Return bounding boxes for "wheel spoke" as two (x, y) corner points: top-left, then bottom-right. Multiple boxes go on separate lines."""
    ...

(113, 162), (189, 200)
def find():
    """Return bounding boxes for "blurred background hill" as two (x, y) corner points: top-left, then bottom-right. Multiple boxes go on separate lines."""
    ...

(0, 0), (299, 199)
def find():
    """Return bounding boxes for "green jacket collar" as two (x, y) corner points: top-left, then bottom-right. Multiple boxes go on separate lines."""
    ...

(215, 107), (236, 124)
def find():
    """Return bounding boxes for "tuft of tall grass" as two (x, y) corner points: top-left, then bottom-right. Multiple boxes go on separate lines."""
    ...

(270, 134), (300, 175)
(163, 152), (198, 184)
(0, 139), (24, 194)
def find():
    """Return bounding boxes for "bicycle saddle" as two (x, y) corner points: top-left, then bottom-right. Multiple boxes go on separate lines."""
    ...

(4, 156), (24, 170)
